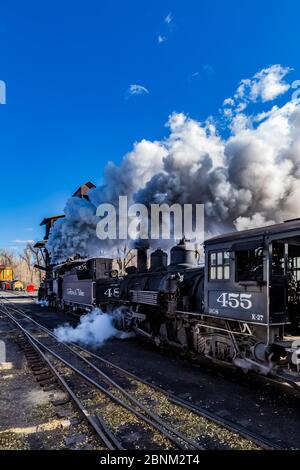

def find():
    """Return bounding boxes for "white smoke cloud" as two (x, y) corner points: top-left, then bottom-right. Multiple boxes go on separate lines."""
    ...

(47, 64), (300, 263)
(127, 84), (149, 97)
(47, 197), (101, 261)
(234, 213), (276, 231)
(47, 138), (167, 262)
(54, 308), (133, 347)
(158, 35), (167, 44)
(238, 65), (291, 102)
(164, 12), (173, 25)
(223, 65), (291, 119)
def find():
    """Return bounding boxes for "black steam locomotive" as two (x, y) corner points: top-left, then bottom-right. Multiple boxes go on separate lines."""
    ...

(41, 219), (300, 383)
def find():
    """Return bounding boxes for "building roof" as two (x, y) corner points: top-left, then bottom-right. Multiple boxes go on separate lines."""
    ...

(205, 218), (300, 246)
(40, 215), (65, 226)
(72, 181), (96, 199)
(33, 240), (47, 249)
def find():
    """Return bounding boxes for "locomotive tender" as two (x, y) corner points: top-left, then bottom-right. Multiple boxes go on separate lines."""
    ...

(49, 257), (120, 310)
(43, 219), (300, 382)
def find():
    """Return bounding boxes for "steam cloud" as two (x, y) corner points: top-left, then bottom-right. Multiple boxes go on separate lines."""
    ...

(54, 308), (133, 346)
(47, 64), (300, 262)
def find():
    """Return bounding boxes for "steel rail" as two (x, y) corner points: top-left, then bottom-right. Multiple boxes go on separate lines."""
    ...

(1, 294), (290, 450)
(0, 306), (121, 450)
(72, 343), (286, 450)
(0, 298), (202, 450)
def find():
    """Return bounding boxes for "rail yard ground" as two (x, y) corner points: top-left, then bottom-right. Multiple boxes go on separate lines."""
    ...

(0, 291), (300, 451)
(0, 299), (101, 450)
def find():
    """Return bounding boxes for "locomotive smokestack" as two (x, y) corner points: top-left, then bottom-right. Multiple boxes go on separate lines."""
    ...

(135, 240), (149, 272)
(137, 248), (147, 272)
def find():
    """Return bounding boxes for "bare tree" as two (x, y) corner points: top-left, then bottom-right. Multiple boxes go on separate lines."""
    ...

(114, 245), (136, 275)
(0, 249), (16, 267)
(25, 243), (44, 283)
(0, 245), (43, 286)
(19, 243), (44, 284)
(19, 245), (34, 283)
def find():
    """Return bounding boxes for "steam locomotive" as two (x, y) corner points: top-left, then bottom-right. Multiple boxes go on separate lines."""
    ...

(40, 219), (300, 383)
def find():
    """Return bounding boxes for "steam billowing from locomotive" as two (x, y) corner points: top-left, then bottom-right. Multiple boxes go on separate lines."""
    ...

(47, 64), (300, 262)
(54, 308), (134, 347)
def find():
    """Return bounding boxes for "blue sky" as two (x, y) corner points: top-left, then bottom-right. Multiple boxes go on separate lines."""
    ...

(0, 0), (300, 250)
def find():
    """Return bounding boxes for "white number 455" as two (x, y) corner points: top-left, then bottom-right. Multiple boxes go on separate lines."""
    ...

(216, 292), (252, 309)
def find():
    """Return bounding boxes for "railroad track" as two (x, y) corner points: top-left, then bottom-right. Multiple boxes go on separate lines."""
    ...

(0, 296), (207, 451)
(1, 290), (37, 302)
(5, 289), (300, 394)
(73, 345), (289, 451)
(0, 294), (288, 450)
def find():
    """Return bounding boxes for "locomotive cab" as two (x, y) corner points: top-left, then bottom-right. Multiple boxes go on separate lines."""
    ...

(204, 219), (300, 377)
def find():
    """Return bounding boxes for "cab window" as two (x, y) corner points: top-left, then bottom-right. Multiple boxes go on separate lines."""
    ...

(236, 248), (263, 282)
(209, 251), (230, 280)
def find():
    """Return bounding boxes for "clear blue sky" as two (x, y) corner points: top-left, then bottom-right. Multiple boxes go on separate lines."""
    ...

(0, 0), (300, 249)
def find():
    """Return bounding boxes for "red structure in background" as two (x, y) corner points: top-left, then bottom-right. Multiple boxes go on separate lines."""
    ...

(27, 284), (36, 293)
